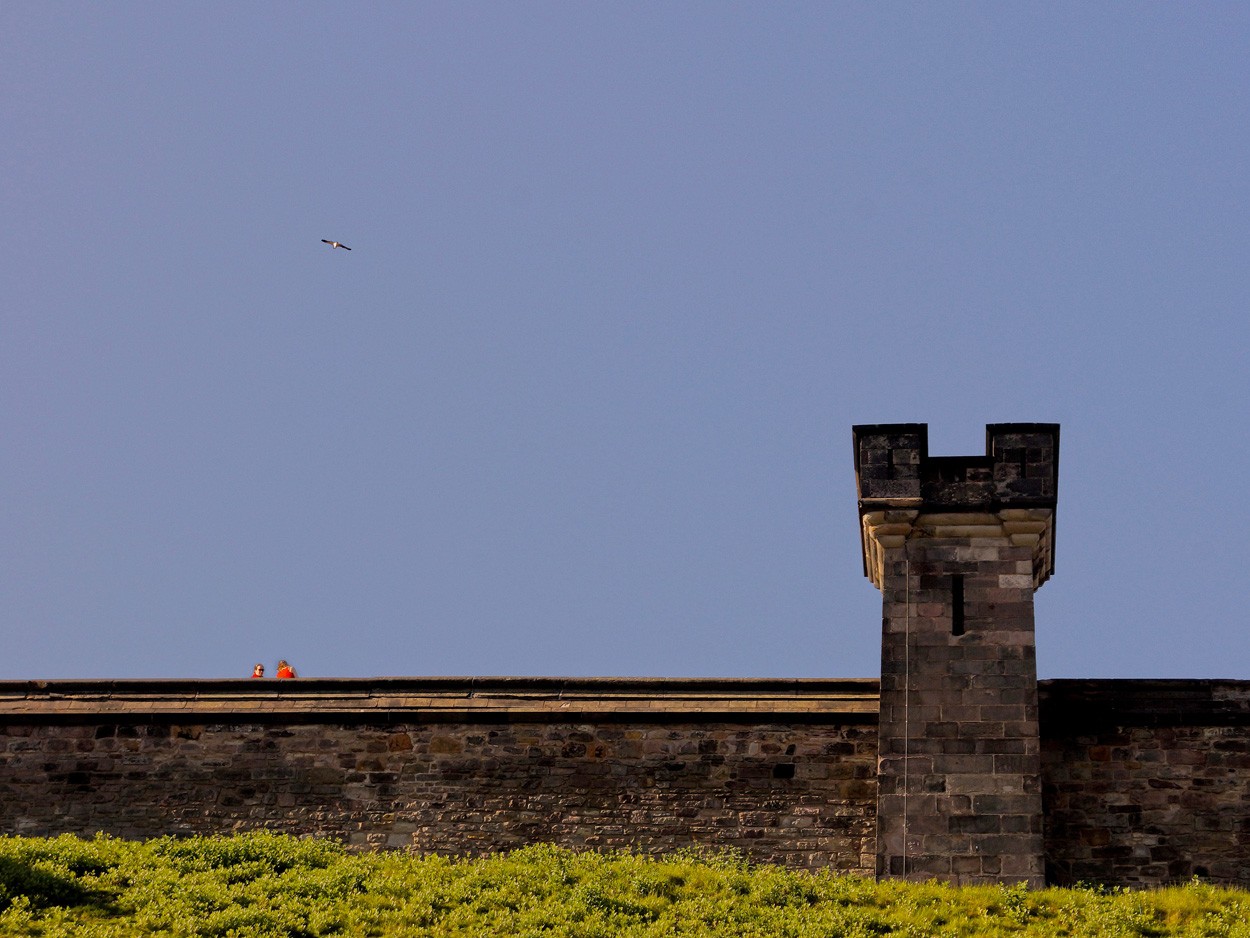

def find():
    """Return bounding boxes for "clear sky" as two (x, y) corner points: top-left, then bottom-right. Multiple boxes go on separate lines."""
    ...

(2, 4), (1248, 681)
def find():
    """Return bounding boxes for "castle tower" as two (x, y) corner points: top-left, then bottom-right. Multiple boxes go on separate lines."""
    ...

(854, 423), (1059, 886)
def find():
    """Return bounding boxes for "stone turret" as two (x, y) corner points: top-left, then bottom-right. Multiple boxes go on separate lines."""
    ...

(855, 423), (1059, 886)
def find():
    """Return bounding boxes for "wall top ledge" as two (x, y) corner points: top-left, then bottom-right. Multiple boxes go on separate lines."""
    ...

(1040, 679), (1250, 729)
(0, 676), (881, 725)
(8, 678), (1249, 728)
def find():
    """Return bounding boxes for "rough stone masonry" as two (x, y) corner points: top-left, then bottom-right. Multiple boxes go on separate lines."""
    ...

(855, 423), (1058, 887)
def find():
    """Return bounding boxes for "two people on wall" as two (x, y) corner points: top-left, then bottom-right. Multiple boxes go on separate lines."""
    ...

(250, 660), (297, 678)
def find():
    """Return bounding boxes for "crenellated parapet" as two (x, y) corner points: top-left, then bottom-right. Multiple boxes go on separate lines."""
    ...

(854, 424), (1058, 591)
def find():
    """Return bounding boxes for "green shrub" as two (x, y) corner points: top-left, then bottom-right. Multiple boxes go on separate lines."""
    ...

(2, 834), (1250, 936)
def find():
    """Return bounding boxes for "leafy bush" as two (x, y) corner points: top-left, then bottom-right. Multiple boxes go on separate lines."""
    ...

(2, 834), (1250, 936)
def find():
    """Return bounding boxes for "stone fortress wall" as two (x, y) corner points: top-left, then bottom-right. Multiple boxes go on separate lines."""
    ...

(4, 677), (1249, 887)
(4, 424), (1249, 888)
(1039, 680), (1250, 886)
(0, 679), (881, 873)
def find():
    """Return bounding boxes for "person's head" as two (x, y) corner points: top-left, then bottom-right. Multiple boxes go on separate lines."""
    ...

(277, 660), (289, 669)
(252, 663), (264, 676)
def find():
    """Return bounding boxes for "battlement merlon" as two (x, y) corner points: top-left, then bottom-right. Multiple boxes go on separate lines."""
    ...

(853, 423), (1059, 591)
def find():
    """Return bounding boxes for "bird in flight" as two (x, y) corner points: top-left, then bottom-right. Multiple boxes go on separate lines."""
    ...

(321, 239), (351, 251)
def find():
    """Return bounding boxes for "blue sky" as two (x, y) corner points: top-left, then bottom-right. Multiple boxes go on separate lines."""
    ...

(2, 4), (1247, 681)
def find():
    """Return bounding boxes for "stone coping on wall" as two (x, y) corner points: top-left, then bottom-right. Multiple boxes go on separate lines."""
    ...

(0, 677), (881, 725)
(1040, 679), (1250, 729)
(7, 678), (1247, 729)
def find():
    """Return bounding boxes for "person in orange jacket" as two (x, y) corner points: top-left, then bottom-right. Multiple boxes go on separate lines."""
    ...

(275, 660), (297, 679)
(250, 663), (265, 678)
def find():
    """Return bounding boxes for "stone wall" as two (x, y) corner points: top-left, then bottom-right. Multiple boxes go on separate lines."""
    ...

(0, 678), (878, 872)
(1040, 680), (1250, 888)
(7, 677), (1250, 887)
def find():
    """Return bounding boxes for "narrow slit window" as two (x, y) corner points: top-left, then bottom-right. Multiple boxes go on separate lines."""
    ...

(951, 574), (965, 636)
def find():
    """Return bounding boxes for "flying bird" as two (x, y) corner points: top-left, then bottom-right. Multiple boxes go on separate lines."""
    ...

(321, 239), (351, 251)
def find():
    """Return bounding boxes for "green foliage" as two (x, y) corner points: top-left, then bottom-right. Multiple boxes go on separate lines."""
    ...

(2, 834), (1250, 937)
